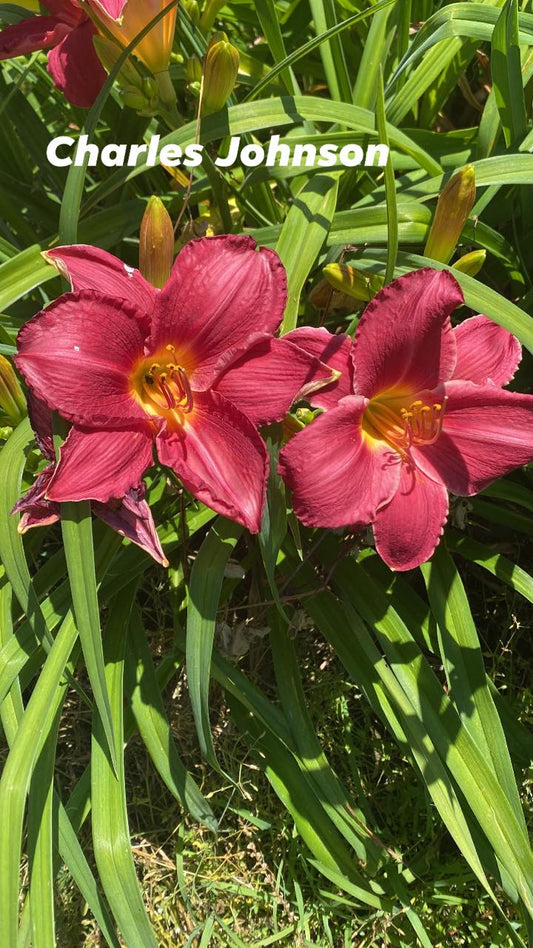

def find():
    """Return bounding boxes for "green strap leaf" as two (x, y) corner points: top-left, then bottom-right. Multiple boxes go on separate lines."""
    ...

(277, 173), (339, 333)
(186, 517), (243, 767)
(492, 0), (527, 147)
(61, 502), (117, 774)
(125, 607), (218, 832)
(91, 586), (157, 948)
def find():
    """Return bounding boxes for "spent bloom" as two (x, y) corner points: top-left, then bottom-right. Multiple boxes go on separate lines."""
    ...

(12, 391), (167, 565)
(15, 236), (332, 534)
(279, 268), (533, 571)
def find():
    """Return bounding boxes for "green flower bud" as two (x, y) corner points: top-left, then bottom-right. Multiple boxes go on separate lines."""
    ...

(0, 354), (26, 426)
(121, 86), (153, 111)
(424, 165), (476, 265)
(199, 0), (227, 34)
(92, 35), (142, 88)
(202, 33), (239, 116)
(323, 263), (384, 301)
(182, 0), (200, 25)
(452, 249), (486, 277)
(140, 196), (175, 289)
(186, 55), (202, 84)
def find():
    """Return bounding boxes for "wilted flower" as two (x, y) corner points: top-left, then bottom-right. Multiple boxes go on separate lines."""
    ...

(0, 0), (118, 107)
(279, 268), (533, 571)
(15, 236), (333, 533)
(12, 392), (168, 565)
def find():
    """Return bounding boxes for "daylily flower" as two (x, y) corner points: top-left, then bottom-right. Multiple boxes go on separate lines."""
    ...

(12, 392), (167, 566)
(90, 0), (177, 77)
(279, 268), (533, 571)
(0, 1), (122, 108)
(15, 236), (333, 534)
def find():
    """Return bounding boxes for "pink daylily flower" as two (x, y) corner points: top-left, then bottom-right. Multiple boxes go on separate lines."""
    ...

(279, 268), (533, 571)
(13, 392), (167, 566)
(15, 235), (332, 534)
(0, 0), (125, 108)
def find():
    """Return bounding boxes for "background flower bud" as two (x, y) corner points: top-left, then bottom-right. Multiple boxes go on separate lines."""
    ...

(139, 196), (175, 289)
(424, 165), (476, 264)
(202, 33), (239, 116)
(323, 263), (384, 301)
(452, 249), (486, 277)
(186, 55), (202, 84)
(0, 354), (26, 426)
(182, 0), (200, 25)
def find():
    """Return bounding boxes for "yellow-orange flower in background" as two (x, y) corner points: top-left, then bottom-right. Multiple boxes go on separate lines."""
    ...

(89, 0), (177, 76)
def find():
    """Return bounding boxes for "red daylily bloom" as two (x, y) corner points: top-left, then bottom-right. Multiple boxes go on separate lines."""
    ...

(12, 392), (167, 566)
(0, 0), (125, 108)
(15, 235), (332, 534)
(279, 268), (533, 571)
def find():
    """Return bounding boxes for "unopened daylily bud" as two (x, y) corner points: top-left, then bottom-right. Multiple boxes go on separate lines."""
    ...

(199, 0), (227, 33)
(182, 0), (200, 25)
(452, 249), (486, 277)
(92, 34), (142, 88)
(323, 263), (384, 301)
(186, 55), (202, 83)
(121, 85), (153, 110)
(140, 196), (175, 289)
(424, 165), (476, 264)
(295, 407), (315, 425)
(202, 33), (239, 116)
(0, 355), (26, 426)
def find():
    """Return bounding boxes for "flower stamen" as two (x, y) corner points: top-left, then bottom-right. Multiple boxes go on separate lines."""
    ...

(400, 399), (445, 446)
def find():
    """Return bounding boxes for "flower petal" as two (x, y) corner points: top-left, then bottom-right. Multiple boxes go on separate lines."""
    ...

(352, 268), (462, 397)
(27, 390), (54, 460)
(47, 20), (106, 108)
(0, 16), (68, 58)
(150, 235), (287, 389)
(278, 395), (401, 528)
(93, 485), (168, 567)
(284, 327), (353, 409)
(43, 1), (83, 25)
(16, 291), (147, 427)
(373, 465), (449, 571)
(452, 314), (522, 386)
(12, 464), (59, 533)
(44, 245), (157, 318)
(46, 425), (154, 503)
(156, 390), (268, 533)
(212, 335), (335, 426)
(87, 0), (127, 18)
(413, 380), (533, 495)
